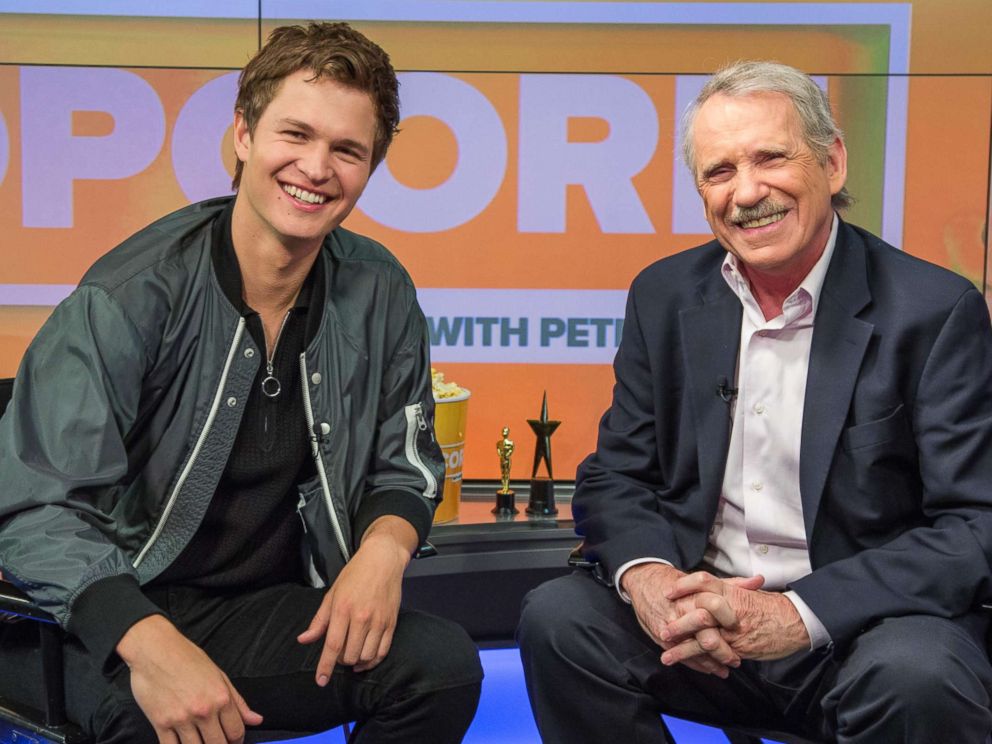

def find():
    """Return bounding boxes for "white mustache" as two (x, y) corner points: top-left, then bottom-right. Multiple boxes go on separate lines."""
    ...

(731, 201), (787, 225)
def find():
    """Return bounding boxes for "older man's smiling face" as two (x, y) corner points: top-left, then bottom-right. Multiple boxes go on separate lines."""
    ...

(692, 91), (847, 285)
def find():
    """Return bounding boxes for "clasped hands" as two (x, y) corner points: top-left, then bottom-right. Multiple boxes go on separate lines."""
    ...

(621, 563), (810, 678)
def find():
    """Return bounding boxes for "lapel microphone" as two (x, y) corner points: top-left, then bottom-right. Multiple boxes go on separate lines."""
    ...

(716, 376), (739, 403)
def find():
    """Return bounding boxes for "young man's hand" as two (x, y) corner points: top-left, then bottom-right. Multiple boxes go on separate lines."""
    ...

(297, 515), (417, 685)
(117, 614), (263, 744)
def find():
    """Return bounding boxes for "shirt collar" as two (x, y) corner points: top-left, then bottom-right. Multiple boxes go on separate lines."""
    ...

(721, 212), (839, 325)
(211, 198), (323, 319)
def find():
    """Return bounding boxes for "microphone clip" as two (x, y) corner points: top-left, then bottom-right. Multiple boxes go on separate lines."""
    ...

(716, 376), (738, 403)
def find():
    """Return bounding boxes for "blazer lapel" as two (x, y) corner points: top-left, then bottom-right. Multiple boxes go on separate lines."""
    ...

(680, 276), (742, 507)
(800, 223), (874, 539)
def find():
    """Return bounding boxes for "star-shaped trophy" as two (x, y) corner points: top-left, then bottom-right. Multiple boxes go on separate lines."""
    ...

(526, 391), (561, 516)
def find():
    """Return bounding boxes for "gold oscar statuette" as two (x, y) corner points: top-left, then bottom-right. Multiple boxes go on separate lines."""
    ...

(493, 426), (518, 515)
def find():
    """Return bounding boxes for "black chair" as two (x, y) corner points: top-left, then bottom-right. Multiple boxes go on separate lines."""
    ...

(0, 584), (89, 744)
(567, 546), (820, 744)
(0, 376), (89, 743)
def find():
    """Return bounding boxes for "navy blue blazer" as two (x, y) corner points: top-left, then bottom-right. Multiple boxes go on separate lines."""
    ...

(573, 220), (992, 646)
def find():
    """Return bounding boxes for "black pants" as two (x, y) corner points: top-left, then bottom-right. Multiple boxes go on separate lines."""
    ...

(1, 583), (483, 743)
(517, 571), (992, 744)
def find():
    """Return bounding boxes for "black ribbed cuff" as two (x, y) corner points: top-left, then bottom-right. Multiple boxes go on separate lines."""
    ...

(66, 574), (165, 676)
(354, 489), (434, 551)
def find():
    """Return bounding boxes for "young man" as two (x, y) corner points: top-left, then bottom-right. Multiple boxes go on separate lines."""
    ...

(518, 61), (992, 742)
(0, 22), (482, 743)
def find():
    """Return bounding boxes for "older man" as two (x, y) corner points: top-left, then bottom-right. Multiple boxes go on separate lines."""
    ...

(518, 61), (992, 742)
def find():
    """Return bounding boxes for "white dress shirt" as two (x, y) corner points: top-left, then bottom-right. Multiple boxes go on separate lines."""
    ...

(615, 215), (839, 650)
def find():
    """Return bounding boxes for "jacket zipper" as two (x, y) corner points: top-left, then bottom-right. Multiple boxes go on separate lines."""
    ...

(299, 353), (351, 562)
(404, 403), (438, 500)
(134, 318), (246, 568)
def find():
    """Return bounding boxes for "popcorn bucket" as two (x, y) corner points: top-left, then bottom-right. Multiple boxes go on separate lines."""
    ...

(432, 390), (470, 523)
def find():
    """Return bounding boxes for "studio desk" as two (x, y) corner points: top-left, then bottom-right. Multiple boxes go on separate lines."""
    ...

(401, 480), (577, 645)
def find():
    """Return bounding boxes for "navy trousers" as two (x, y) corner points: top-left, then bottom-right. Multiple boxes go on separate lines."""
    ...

(518, 571), (992, 744)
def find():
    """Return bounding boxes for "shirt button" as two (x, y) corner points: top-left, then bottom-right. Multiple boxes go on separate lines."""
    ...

(751, 481), (763, 491)
(227, 397), (237, 407)
(757, 544), (769, 555)
(754, 403), (765, 414)
(311, 372), (322, 385)
(244, 348), (255, 359)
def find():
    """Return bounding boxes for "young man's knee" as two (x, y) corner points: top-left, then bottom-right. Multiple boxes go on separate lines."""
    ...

(430, 618), (483, 686)
(393, 611), (483, 690)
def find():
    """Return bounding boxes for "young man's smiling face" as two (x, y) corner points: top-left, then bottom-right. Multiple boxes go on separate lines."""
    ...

(692, 91), (847, 287)
(233, 68), (377, 254)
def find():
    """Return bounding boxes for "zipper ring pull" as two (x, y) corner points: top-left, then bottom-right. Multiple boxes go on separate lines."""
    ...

(261, 376), (281, 398)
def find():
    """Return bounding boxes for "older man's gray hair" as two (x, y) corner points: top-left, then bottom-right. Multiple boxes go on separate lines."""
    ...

(680, 60), (853, 210)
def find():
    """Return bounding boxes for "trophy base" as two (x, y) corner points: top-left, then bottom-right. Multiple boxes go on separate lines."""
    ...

(492, 489), (518, 516)
(527, 478), (558, 516)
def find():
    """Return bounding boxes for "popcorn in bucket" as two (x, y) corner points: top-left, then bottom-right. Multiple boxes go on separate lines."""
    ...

(431, 369), (470, 523)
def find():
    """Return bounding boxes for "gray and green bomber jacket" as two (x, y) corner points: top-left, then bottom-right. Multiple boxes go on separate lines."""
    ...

(0, 196), (445, 667)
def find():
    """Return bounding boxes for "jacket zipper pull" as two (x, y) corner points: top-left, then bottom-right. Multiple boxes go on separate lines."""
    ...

(415, 405), (428, 432)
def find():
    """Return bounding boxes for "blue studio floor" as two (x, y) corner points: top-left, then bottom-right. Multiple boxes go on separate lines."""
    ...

(273, 647), (779, 743)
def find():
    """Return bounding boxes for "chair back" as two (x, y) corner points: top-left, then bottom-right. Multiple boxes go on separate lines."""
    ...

(0, 378), (11, 416)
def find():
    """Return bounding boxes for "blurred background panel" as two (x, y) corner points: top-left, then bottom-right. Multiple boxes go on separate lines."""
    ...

(0, 0), (989, 479)
(0, 2), (259, 67)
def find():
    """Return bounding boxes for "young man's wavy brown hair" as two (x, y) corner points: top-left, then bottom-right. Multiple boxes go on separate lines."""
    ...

(232, 21), (400, 190)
